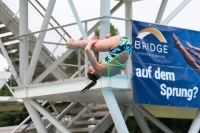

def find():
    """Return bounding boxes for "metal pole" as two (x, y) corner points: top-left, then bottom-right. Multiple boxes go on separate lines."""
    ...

(19, 0), (29, 85)
(84, 22), (88, 77)
(11, 116), (31, 133)
(5, 83), (14, 96)
(111, 2), (124, 14)
(28, 99), (71, 133)
(0, 39), (21, 85)
(23, 99), (48, 133)
(134, 104), (174, 133)
(161, 0), (191, 25)
(11, 101), (48, 133)
(27, 0), (56, 84)
(125, 1), (132, 19)
(132, 106), (151, 133)
(155, 0), (168, 23)
(46, 102), (76, 131)
(99, 0), (110, 61)
(111, 105), (132, 133)
(101, 88), (129, 133)
(70, 65), (85, 78)
(78, 49), (81, 77)
(188, 109), (200, 133)
(67, 0), (87, 40)
(34, 0), (71, 39)
(125, 1), (132, 76)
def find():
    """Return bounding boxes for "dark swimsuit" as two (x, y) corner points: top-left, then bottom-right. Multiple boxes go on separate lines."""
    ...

(101, 37), (131, 77)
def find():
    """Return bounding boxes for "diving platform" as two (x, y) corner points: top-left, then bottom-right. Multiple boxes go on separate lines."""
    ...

(13, 75), (198, 119)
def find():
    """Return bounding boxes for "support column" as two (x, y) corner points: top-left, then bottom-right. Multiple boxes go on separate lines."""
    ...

(125, 1), (132, 19)
(188, 109), (200, 133)
(23, 99), (48, 133)
(27, 0), (56, 84)
(0, 39), (21, 85)
(132, 106), (151, 133)
(134, 104), (174, 133)
(161, 0), (191, 25)
(99, 0), (110, 61)
(67, 0), (87, 39)
(125, 1), (132, 75)
(101, 88), (129, 133)
(111, 105), (132, 133)
(155, 0), (168, 23)
(28, 99), (71, 133)
(19, 0), (29, 85)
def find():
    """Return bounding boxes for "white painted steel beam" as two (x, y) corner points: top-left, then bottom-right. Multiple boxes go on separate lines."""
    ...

(125, 1), (132, 19)
(70, 65), (85, 79)
(99, 0), (110, 61)
(23, 99), (48, 133)
(83, 2), (124, 40)
(101, 88), (129, 133)
(46, 102), (76, 130)
(132, 106), (151, 133)
(67, 0), (87, 40)
(188, 109), (200, 133)
(5, 84), (14, 96)
(134, 104), (174, 133)
(111, 2), (124, 14)
(0, 39), (21, 85)
(32, 50), (73, 84)
(0, 2), (19, 35)
(14, 76), (131, 99)
(11, 101), (48, 133)
(0, 1), (67, 81)
(19, 0), (29, 85)
(155, 0), (168, 23)
(27, 0), (56, 84)
(161, 0), (191, 25)
(28, 99), (71, 133)
(111, 105), (132, 133)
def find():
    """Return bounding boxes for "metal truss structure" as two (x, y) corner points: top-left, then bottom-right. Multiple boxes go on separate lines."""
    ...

(0, 0), (199, 133)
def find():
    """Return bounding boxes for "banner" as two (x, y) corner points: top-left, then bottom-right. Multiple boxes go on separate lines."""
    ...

(132, 20), (200, 107)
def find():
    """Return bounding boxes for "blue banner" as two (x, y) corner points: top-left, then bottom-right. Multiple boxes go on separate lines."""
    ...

(132, 20), (200, 107)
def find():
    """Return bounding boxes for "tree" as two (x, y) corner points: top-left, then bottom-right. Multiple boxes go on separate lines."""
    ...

(94, 23), (119, 37)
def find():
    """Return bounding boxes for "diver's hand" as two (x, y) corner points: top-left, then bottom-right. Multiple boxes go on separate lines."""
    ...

(186, 41), (194, 49)
(105, 34), (112, 39)
(172, 34), (181, 48)
(90, 36), (99, 45)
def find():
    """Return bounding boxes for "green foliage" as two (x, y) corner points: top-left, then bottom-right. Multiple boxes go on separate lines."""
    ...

(0, 85), (12, 96)
(0, 107), (29, 127)
(94, 23), (119, 37)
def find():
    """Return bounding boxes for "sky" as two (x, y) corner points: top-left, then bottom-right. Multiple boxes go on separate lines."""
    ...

(0, 0), (200, 71)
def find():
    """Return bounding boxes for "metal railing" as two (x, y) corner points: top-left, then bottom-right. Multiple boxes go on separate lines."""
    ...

(0, 0), (133, 83)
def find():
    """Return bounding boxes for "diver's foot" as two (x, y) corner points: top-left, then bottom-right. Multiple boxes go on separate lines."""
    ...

(68, 38), (75, 43)
(65, 38), (75, 48)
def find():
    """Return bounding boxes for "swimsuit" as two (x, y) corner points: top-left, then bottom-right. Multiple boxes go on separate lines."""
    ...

(101, 37), (132, 77)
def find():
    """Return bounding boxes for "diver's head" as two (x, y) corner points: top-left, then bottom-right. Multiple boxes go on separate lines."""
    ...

(87, 66), (101, 81)
(80, 66), (101, 94)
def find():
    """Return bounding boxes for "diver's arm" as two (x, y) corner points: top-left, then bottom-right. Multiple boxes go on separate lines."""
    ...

(85, 37), (100, 70)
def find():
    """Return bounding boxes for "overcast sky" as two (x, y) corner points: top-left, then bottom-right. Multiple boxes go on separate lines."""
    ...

(0, 0), (200, 71)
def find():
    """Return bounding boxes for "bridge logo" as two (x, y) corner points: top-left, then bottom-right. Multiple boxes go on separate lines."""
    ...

(136, 28), (167, 43)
